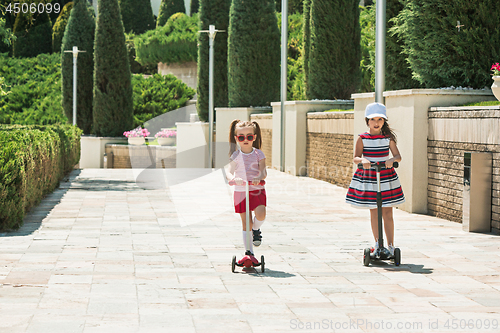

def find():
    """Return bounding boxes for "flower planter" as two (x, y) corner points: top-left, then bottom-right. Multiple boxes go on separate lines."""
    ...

(492, 76), (500, 101)
(128, 137), (145, 146)
(157, 137), (176, 146)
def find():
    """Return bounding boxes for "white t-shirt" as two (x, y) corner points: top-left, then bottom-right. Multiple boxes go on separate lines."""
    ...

(230, 148), (266, 192)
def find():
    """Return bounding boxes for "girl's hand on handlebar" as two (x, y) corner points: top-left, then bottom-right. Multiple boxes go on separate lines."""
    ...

(233, 178), (244, 185)
(385, 159), (394, 168)
(362, 159), (371, 169)
(251, 178), (262, 185)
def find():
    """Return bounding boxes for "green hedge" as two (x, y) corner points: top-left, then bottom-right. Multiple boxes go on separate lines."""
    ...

(0, 53), (66, 125)
(0, 124), (82, 230)
(135, 13), (198, 66)
(132, 73), (195, 127)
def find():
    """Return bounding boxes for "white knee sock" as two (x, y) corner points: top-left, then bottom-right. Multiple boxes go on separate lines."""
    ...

(252, 216), (265, 230)
(242, 231), (253, 253)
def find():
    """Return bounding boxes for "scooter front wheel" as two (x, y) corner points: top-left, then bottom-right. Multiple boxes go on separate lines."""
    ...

(394, 248), (401, 266)
(363, 248), (371, 266)
(260, 255), (265, 273)
(232, 255), (236, 273)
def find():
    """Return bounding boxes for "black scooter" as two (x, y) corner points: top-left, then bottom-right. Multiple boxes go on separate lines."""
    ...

(360, 161), (401, 266)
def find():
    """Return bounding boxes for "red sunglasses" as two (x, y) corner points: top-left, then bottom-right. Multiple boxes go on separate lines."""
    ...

(236, 134), (255, 142)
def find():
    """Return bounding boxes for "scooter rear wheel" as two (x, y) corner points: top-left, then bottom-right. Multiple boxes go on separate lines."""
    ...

(260, 255), (265, 273)
(394, 248), (401, 266)
(363, 248), (371, 266)
(232, 255), (236, 273)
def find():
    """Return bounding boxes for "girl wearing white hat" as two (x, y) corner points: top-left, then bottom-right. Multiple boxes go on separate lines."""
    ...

(346, 102), (405, 255)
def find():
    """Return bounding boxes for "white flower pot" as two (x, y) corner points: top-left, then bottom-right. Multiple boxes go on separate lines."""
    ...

(157, 137), (176, 146)
(492, 76), (500, 101)
(128, 137), (145, 145)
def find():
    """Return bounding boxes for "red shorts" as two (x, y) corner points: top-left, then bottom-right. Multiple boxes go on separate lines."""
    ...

(234, 189), (267, 213)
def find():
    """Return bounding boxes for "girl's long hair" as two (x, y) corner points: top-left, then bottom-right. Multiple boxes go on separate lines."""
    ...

(228, 119), (262, 156)
(365, 118), (397, 144)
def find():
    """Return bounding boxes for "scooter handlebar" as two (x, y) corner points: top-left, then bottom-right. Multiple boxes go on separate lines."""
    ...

(357, 161), (399, 169)
(228, 180), (266, 186)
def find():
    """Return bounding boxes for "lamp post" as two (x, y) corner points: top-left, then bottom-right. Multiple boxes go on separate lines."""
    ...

(280, 0), (288, 172)
(375, 0), (386, 103)
(199, 25), (224, 168)
(64, 46), (86, 126)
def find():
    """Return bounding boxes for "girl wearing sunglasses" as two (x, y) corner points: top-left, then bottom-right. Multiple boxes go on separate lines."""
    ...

(227, 119), (267, 256)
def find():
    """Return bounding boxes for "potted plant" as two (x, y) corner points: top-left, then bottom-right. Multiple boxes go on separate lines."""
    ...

(491, 63), (500, 101)
(155, 128), (177, 146)
(124, 126), (150, 145)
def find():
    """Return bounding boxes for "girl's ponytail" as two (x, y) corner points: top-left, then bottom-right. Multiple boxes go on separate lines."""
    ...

(252, 121), (262, 150)
(228, 119), (240, 157)
(382, 122), (397, 144)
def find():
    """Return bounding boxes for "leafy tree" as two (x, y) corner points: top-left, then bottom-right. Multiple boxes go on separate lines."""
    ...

(157, 0), (185, 27)
(393, 0), (500, 89)
(307, 0), (361, 99)
(227, 0), (280, 107)
(61, 0), (95, 133)
(52, 1), (73, 53)
(93, 0), (133, 136)
(13, 2), (53, 57)
(119, 0), (154, 34)
(196, 0), (230, 121)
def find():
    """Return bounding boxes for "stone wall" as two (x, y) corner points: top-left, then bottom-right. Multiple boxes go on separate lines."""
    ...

(250, 114), (273, 166)
(306, 112), (354, 188)
(428, 106), (500, 233)
(105, 144), (176, 169)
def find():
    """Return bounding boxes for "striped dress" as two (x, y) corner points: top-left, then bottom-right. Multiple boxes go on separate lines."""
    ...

(346, 133), (405, 208)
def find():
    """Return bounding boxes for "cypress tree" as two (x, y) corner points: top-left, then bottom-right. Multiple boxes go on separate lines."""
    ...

(227, 0), (280, 107)
(190, 0), (199, 15)
(157, 0), (185, 27)
(13, 3), (52, 57)
(308, 0), (361, 100)
(302, 0), (311, 97)
(196, 0), (230, 121)
(93, 0), (133, 137)
(276, 0), (303, 14)
(119, 0), (155, 34)
(393, 0), (500, 89)
(61, 0), (95, 134)
(49, 0), (73, 26)
(52, 2), (73, 53)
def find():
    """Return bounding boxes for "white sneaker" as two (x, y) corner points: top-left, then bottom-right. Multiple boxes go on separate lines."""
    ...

(388, 244), (395, 256)
(371, 241), (379, 253)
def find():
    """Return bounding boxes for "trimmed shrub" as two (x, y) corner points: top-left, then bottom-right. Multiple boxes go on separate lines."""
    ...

(196, 0), (230, 121)
(119, 0), (155, 34)
(52, 2), (73, 53)
(190, 0), (199, 15)
(393, 0), (500, 89)
(125, 32), (157, 74)
(132, 73), (195, 127)
(157, 0), (185, 27)
(61, 0), (95, 134)
(0, 53), (66, 125)
(307, 0), (361, 100)
(227, 0), (280, 107)
(0, 124), (82, 230)
(49, 0), (73, 25)
(13, 3), (53, 57)
(93, 0), (134, 137)
(135, 13), (198, 66)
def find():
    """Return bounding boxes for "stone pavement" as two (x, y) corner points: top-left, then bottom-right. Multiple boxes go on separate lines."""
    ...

(0, 168), (499, 333)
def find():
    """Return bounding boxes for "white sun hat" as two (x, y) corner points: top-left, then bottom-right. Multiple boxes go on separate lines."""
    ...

(365, 102), (388, 119)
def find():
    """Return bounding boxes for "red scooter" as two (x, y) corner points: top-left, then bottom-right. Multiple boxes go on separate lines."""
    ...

(228, 179), (265, 273)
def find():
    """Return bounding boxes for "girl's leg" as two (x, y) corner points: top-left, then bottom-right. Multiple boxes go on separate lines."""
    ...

(253, 205), (266, 228)
(382, 207), (394, 245)
(240, 212), (254, 231)
(369, 208), (378, 242)
(240, 212), (254, 253)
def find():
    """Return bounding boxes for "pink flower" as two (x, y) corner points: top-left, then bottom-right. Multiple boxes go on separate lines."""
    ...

(155, 129), (177, 138)
(123, 127), (149, 138)
(492, 63), (500, 76)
